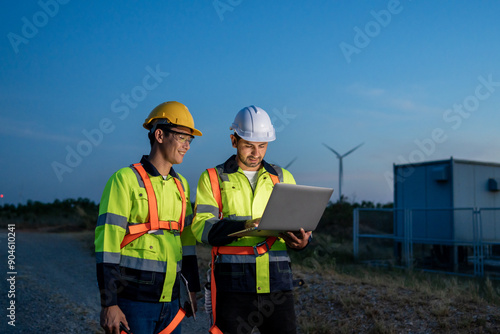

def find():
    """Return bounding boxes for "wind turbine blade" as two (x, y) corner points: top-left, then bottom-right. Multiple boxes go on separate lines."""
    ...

(322, 143), (342, 158)
(285, 157), (298, 169)
(342, 142), (364, 157)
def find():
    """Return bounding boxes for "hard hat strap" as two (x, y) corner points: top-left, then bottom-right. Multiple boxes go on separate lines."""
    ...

(150, 119), (173, 133)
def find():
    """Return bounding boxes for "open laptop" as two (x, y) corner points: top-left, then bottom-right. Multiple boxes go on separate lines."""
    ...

(228, 183), (334, 237)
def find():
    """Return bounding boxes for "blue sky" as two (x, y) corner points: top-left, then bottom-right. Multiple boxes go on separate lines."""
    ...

(1, 0), (500, 206)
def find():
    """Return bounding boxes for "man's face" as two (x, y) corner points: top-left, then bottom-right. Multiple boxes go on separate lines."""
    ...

(231, 134), (268, 171)
(157, 126), (193, 165)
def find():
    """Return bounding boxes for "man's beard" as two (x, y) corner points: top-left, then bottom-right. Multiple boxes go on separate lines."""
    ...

(240, 154), (262, 168)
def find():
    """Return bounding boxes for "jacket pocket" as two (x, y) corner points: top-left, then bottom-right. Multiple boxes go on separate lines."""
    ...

(120, 267), (156, 285)
(130, 187), (149, 223)
(123, 233), (160, 259)
(220, 182), (244, 216)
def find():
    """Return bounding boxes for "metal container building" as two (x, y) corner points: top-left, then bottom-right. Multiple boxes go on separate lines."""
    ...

(394, 157), (500, 244)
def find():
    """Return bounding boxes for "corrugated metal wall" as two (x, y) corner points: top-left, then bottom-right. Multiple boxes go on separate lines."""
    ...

(394, 160), (452, 242)
(453, 161), (500, 242)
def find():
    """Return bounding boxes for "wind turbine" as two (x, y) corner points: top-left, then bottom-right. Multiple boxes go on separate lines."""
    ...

(284, 157), (298, 169)
(322, 142), (364, 203)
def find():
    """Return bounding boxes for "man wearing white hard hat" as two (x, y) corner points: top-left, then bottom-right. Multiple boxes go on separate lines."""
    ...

(193, 106), (310, 333)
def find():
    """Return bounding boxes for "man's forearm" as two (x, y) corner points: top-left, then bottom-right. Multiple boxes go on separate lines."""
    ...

(207, 219), (247, 246)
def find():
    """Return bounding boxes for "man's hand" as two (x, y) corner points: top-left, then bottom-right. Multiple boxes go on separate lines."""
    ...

(244, 218), (260, 229)
(280, 228), (311, 250)
(100, 305), (128, 334)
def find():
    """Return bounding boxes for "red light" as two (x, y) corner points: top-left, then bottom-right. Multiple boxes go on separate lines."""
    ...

(0, 194), (3, 198)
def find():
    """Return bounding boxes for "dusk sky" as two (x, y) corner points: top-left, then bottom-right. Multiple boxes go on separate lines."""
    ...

(2, 1), (500, 206)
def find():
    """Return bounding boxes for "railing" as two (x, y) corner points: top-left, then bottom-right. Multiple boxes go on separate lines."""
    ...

(353, 207), (500, 277)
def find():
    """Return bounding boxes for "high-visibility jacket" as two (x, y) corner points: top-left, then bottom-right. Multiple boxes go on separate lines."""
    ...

(95, 156), (200, 308)
(192, 155), (296, 294)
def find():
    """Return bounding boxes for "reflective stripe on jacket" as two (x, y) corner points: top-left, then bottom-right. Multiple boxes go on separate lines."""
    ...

(95, 156), (199, 307)
(192, 155), (296, 293)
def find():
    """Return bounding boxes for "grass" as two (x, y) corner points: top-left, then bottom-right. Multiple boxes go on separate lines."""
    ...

(288, 232), (500, 333)
(78, 225), (500, 333)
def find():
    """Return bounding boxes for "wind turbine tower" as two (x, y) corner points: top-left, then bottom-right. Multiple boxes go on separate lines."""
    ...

(322, 142), (364, 203)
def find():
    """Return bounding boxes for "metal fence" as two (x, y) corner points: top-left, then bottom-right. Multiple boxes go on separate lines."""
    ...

(353, 207), (500, 277)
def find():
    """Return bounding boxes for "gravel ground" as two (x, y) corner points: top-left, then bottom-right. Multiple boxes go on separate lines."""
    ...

(2, 231), (499, 333)
(0, 231), (208, 334)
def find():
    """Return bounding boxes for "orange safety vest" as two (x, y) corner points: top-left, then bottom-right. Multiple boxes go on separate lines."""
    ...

(206, 168), (280, 334)
(120, 163), (187, 334)
(120, 163), (186, 248)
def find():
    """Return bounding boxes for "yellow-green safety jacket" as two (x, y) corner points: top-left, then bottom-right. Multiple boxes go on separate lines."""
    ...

(95, 156), (200, 307)
(192, 155), (296, 293)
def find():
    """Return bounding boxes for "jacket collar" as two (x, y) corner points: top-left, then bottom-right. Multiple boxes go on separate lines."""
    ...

(140, 155), (179, 179)
(222, 154), (278, 176)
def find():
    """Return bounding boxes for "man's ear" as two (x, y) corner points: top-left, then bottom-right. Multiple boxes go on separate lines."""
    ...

(155, 128), (165, 144)
(230, 134), (238, 148)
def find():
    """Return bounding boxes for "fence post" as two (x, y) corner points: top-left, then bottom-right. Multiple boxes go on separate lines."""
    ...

(475, 208), (484, 277)
(353, 208), (359, 260)
(404, 209), (413, 269)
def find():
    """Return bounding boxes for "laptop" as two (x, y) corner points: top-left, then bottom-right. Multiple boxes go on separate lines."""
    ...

(228, 183), (334, 237)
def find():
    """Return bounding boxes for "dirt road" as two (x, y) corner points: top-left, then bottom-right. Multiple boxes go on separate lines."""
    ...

(0, 231), (208, 333)
(3, 231), (499, 333)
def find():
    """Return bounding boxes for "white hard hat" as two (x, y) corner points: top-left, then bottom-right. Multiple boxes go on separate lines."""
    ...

(230, 105), (276, 142)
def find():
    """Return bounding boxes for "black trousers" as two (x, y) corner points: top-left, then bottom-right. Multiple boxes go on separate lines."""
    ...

(215, 290), (297, 334)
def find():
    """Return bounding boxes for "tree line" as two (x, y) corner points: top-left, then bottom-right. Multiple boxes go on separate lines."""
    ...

(0, 197), (392, 233)
(0, 198), (99, 231)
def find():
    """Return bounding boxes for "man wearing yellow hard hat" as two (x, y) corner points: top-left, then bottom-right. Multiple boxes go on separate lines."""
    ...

(95, 101), (202, 334)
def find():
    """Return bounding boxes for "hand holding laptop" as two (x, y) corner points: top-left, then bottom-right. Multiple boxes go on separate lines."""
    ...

(245, 218), (260, 229)
(279, 228), (311, 250)
(243, 218), (311, 249)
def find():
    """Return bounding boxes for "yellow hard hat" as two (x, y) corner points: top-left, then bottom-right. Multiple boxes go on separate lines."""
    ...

(143, 101), (203, 136)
